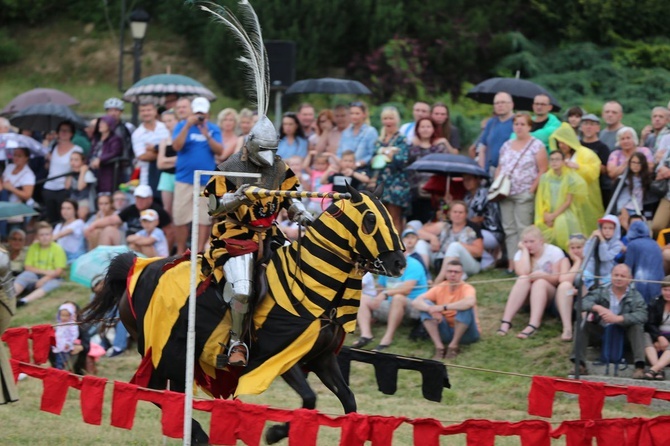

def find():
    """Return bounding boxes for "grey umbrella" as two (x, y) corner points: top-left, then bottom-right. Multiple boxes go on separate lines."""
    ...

(9, 103), (88, 133)
(285, 78), (372, 95)
(406, 154), (489, 178)
(1, 88), (79, 116)
(0, 134), (48, 157)
(123, 74), (217, 105)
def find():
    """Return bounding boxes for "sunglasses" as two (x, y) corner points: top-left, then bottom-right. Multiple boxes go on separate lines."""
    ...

(569, 233), (586, 240)
(349, 101), (364, 108)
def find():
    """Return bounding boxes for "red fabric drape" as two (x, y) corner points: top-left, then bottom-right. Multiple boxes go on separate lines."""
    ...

(30, 324), (55, 364)
(80, 376), (106, 425)
(2, 327), (30, 363)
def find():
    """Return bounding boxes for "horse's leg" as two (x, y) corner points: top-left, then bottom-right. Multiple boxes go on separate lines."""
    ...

(168, 379), (210, 445)
(265, 364), (317, 445)
(308, 351), (357, 414)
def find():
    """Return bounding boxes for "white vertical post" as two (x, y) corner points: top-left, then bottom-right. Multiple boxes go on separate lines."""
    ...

(183, 170), (261, 446)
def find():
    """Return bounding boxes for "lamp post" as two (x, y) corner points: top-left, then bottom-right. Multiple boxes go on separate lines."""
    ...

(129, 9), (150, 126)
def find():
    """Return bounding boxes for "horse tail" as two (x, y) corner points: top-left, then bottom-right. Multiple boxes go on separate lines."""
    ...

(82, 252), (137, 326)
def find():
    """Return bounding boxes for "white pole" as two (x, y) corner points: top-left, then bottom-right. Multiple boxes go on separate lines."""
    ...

(183, 170), (261, 446)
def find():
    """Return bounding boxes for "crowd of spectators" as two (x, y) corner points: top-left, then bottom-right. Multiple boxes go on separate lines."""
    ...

(4, 94), (670, 379)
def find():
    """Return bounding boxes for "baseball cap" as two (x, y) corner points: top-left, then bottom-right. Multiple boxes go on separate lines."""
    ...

(581, 113), (600, 123)
(140, 209), (159, 222)
(134, 184), (153, 198)
(402, 228), (418, 238)
(192, 97), (210, 114)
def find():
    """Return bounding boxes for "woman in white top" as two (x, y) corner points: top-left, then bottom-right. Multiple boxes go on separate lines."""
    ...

(43, 121), (83, 224)
(53, 199), (86, 264)
(1, 147), (36, 229)
(497, 225), (568, 339)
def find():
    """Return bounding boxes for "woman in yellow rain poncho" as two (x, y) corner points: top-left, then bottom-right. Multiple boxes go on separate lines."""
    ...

(535, 150), (587, 250)
(549, 123), (604, 236)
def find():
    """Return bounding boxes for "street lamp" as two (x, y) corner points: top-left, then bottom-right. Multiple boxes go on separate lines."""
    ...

(129, 8), (150, 126)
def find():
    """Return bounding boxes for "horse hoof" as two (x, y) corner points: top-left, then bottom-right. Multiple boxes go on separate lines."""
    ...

(265, 424), (288, 444)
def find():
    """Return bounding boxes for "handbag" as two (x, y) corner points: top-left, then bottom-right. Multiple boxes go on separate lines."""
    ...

(487, 139), (534, 202)
(651, 149), (670, 197)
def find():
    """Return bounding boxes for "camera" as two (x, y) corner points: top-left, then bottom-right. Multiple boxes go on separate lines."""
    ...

(198, 116), (205, 122)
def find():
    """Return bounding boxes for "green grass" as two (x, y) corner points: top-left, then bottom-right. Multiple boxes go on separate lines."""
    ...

(1, 268), (663, 445)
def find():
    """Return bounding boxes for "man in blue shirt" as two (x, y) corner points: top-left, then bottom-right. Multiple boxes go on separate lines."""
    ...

(351, 255), (428, 351)
(172, 97), (223, 254)
(478, 92), (515, 172)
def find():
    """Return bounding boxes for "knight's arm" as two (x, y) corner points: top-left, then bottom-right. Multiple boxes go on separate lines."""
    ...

(287, 198), (314, 226)
(208, 184), (253, 218)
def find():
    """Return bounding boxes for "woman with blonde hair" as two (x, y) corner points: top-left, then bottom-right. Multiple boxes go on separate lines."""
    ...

(497, 225), (568, 338)
(217, 108), (241, 162)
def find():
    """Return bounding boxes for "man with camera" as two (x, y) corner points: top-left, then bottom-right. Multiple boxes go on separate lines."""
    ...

(172, 97), (223, 254)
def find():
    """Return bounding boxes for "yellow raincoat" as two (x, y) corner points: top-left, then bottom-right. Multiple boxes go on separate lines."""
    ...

(535, 165), (587, 250)
(549, 123), (604, 236)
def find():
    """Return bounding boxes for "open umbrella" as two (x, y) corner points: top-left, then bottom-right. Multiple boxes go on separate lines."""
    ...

(123, 74), (217, 105)
(285, 78), (372, 95)
(0, 134), (48, 157)
(0, 202), (38, 221)
(70, 245), (136, 288)
(1, 88), (79, 116)
(9, 103), (88, 133)
(407, 154), (489, 178)
(466, 77), (561, 112)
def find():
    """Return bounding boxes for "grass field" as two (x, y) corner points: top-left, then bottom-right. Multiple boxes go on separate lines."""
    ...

(2, 268), (665, 445)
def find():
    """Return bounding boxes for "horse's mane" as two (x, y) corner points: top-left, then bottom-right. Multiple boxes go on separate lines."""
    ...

(83, 251), (137, 325)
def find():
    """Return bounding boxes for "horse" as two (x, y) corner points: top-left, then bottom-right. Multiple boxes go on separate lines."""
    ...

(84, 183), (406, 444)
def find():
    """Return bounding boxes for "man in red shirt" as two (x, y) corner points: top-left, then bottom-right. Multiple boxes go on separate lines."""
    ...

(411, 259), (480, 360)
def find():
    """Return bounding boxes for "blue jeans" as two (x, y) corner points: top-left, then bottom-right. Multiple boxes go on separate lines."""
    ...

(420, 303), (480, 344)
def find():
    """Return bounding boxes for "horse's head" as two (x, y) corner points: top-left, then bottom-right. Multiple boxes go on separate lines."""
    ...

(310, 183), (406, 277)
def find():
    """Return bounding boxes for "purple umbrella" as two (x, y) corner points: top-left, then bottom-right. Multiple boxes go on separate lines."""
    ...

(0, 133), (48, 157)
(2, 88), (79, 116)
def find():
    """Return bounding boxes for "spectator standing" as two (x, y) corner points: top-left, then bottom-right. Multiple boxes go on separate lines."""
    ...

(337, 101), (379, 166)
(156, 110), (178, 216)
(42, 121), (83, 224)
(625, 220), (664, 304)
(407, 118), (449, 223)
(131, 102), (169, 191)
(53, 199), (86, 264)
(412, 259), (479, 360)
(370, 106), (409, 232)
(579, 114), (612, 209)
(497, 226), (567, 339)
(297, 103), (316, 138)
(495, 113), (548, 272)
(399, 101), (431, 142)
(84, 194), (115, 250)
(571, 264), (647, 379)
(462, 174), (503, 269)
(217, 108), (241, 162)
(478, 92), (515, 173)
(615, 153), (652, 230)
(277, 112), (308, 160)
(172, 97), (222, 254)
(174, 97), (192, 121)
(529, 94), (561, 146)
(89, 115), (123, 195)
(599, 101), (625, 151)
(607, 127), (653, 182)
(641, 107), (670, 153)
(565, 106), (584, 135)
(103, 97), (134, 180)
(14, 221), (66, 306)
(65, 151), (96, 220)
(431, 102), (460, 152)
(238, 108), (254, 140)
(1, 147), (35, 230)
(311, 109), (336, 153)
(643, 279), (670, 380)
(323, 105), (349, 155)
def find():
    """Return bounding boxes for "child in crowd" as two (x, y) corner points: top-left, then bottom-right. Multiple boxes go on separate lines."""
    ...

(285, 155), (311, 190)
(64, 150), (97, 220)
(303, 151), (333, 214)
(14, 221), (67, 306)
(53, 199), (86, 263)
(616, 152), (652, 231)
(52, 302), (80, 370)
(401, 227), (430, 281)
(322, 150), (370, 193)
(583, 214), (622, 289)
(126, 209), (169, 257)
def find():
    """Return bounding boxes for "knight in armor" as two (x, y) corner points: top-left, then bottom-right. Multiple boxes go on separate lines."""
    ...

(203, 116), (313, 367)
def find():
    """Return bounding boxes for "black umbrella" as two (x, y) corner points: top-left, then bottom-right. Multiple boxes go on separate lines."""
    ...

(466, 77), (561, 112)
(9, 103), (88, 133)
(1, 88), (79, 116)
(285, 78), (372, 95)
(407, 154), (489, 178)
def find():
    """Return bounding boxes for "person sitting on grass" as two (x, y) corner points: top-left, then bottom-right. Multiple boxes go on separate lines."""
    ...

(411, 259), (480, 361)
(126, 209), (169, 258)
(644, 277), (670, 380)
(14, 221), (67, 306)
(53, 199), (86, 264)
(554, 233), (587, 342)
(497, 225), (568, 339)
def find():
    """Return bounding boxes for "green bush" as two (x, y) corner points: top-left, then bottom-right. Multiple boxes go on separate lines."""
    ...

(0, 31), (21, 66)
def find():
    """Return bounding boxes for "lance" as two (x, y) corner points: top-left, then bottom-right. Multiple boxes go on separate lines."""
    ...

(243, 186), (351, 200)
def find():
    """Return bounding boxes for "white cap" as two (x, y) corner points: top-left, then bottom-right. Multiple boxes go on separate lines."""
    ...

(134, 184), (153, 198)
(192, 97), (210, 114)
(140, 209), (159, 222)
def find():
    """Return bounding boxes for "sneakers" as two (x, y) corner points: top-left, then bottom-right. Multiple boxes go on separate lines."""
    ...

(106, 347), (124, 358)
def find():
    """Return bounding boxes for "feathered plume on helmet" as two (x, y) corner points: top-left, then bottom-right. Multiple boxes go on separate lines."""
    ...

(200, 1), (278, 166)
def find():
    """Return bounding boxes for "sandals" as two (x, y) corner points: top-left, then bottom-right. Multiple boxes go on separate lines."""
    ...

(351, 336), (374, 349)
(496, 320), (513, 336)
(431, 348), (446, 361)
(644, 369), (666, 380)
(445, 347), (460, 360)
(516, 324), (538, 339)
(372, 344), (390, 352)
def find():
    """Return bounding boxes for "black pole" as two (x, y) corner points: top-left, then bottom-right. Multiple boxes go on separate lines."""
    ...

(131, 38), (143, 127)
(118, 0), (126, 92)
